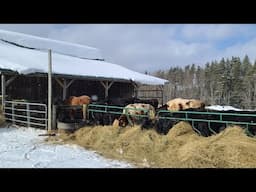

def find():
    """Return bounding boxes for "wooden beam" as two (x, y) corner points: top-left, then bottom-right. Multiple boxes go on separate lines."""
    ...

(108, 81), (114, 89)
(159, 85), (164, 105)
(55, 78), (75, 100)
(100, 81), (107, 89)
(63, 79), (67, 100)
(55, 78), (64, 88)
(100, 81), (114, 98)
(66, 79), (75, 88)
(6, 76), (17, 87)
(132, 82), (138, 98)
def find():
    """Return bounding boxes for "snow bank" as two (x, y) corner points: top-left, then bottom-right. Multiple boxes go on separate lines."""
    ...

(0, 126), (133, 168)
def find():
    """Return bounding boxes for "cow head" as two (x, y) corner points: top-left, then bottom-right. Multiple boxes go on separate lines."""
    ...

(118, 114), (129, 127)
(186, 99), (205, 110)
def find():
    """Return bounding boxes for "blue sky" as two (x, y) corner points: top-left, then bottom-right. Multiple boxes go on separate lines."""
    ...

(0, 24), (255, 73)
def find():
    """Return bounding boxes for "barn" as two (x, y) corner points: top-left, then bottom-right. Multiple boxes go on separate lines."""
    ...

(0, 29), (168, 129)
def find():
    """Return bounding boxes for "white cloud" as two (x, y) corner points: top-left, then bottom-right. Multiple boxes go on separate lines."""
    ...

(0, 24), (57, 37)
(181, 24), (254, 41)
(46, 24), (218, 71)
(218, 38), (256, 62)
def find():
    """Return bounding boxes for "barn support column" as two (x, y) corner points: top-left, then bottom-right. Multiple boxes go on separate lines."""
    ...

(48, 49), (52, 132)
(100, 81), (114, 99)
(1, 74), (17, 111)
(132, 82), (138, 98)
(163, 82), (169, 104)
(55, 78), (75, 100)
(159, 85), (164, 105)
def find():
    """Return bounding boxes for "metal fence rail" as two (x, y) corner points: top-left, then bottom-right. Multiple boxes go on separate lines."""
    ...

(88, 104), (256, 124)
(87, 104), (256, 135)
(156, 109), (256, 136)
(3, 100), (47, 129)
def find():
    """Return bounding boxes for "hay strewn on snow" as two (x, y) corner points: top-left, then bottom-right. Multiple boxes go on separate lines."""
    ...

(48, 122), (256, 168)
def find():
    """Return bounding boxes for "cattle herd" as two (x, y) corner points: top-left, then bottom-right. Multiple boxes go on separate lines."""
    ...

(56, 95), (256, 137)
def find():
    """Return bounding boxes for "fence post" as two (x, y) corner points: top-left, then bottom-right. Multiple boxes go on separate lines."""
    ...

(12, 102), (14, 124)
(52, 104), (56, 129)
(26, 103), (30, 128)
(82, 104), (88, 121)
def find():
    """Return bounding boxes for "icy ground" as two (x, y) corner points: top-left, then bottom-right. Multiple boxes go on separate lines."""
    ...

(0, 126), (133, 168)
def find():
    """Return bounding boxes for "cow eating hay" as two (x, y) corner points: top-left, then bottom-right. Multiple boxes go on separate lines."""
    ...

(117, 103), (156, 128)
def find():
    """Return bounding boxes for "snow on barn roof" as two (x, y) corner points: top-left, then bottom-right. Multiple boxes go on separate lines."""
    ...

(0, 29), (103, 60)
(0, 29), (167, 85)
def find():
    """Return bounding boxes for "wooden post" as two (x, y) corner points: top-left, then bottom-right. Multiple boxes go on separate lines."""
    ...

(1, 73), (5, 111)
(105, 81), (108, 98)
(82, 104), (88, 121)
(26, 103), (30, 128)
(64, 79), (74, 100)
(52, 104), (56, 130)
(159, 85), (164, 105)
(132, 82), (138, 98)
(63, 79), (67, 101)
(48, 49), (52, 132)
(55, 78), (75, 101)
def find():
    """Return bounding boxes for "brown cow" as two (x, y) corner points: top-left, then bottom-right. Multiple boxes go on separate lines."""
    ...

(65, 95), (91, 121)
(65, 95), (91, 105)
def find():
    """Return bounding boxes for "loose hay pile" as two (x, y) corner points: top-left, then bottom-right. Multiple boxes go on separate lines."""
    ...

(49, 122), (256, 168)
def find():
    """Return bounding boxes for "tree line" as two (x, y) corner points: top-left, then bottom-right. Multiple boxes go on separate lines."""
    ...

(152, 55), (256, 109)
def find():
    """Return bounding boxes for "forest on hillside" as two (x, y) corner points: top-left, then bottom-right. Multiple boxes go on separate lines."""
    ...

(151, 55), (256, 109)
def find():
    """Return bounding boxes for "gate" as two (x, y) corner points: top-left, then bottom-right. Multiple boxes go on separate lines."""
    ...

(3, 100), (47, 129)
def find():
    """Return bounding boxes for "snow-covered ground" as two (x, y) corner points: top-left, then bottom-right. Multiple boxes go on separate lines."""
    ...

(0, 126), (133, 168)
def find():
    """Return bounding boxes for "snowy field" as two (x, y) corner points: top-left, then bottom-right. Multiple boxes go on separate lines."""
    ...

(0, 126), (133, 168)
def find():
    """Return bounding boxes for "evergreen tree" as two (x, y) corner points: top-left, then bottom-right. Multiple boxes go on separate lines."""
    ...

(229, 57), (244, 107)
(241, 55), (253, 108)
(150, 55), (256, 109)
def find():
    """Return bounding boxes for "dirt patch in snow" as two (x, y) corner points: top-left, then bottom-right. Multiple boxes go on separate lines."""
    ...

(47, 122), (256, 168)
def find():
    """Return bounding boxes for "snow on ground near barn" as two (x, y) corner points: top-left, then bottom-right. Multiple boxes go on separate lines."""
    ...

(0, 126), (133, 168)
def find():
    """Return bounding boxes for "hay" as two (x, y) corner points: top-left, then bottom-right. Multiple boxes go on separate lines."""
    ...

(49, 122), (256, 168)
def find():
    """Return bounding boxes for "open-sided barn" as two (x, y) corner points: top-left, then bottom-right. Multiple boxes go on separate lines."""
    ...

(0, 29), (167, 102)
(0, 29), (168, 129)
